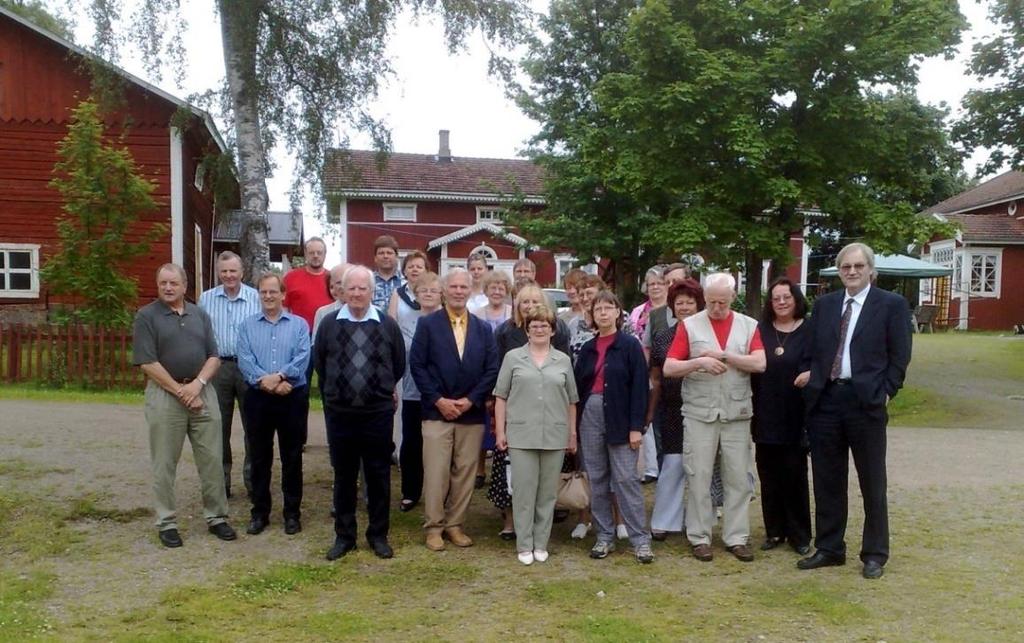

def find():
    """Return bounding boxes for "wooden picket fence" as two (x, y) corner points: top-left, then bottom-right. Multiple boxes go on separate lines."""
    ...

(0, 323), (146, 389)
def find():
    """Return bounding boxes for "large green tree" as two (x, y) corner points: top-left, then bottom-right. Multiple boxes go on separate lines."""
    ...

(517, 0), (966, 311)
(956, 0), (1024, 172)
(83, 0), (530, 281)
(513, 0), (662, 303)
(41, 100), (163, 327)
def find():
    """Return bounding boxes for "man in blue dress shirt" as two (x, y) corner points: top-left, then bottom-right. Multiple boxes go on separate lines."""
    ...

(237, 272), (311, 536)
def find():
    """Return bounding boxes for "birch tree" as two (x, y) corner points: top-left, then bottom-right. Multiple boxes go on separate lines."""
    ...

(86, 0), (530, 281)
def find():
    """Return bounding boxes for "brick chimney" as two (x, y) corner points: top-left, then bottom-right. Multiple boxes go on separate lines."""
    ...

(437, 129), (451, 162)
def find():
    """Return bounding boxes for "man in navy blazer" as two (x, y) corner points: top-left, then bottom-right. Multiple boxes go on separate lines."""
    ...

(796, 242), (912, 579)
(410, 268), (499, 552)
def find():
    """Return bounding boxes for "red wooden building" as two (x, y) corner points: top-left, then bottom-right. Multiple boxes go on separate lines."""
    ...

(0, 7), (235, 323)
(322, 131), (572, 285)
(919, 170), (1024, 330)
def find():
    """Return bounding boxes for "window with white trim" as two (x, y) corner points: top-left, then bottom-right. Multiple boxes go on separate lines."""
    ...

(383, 203), (416, 222)
(476, 207), (505, 224)
(969, 251), (1000, 297)
(0, 243), (41, 298)
(469, 244), (498, 261)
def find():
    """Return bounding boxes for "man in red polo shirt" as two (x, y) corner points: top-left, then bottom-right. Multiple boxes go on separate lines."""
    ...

(283, 236), (332, 446)
(283, 237), (332, 328)
(664, 272), (765, 563)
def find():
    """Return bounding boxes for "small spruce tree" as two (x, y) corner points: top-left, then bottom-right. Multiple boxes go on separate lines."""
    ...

(42, 99), (164, 327)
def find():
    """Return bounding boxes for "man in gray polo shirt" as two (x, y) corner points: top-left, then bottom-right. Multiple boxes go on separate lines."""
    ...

(133, 263), (238, 548)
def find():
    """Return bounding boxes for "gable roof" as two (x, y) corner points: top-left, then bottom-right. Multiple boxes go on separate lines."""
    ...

(942, 213), (1024, 244)
(426, 222), (534, 250)
(922, 170), (1024, 215)
(214, 211), (304, 246)
(0, 6), (226, 154)
(322, 149), (545, 204)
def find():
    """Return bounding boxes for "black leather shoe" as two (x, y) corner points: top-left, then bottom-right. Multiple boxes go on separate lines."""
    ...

(284, 517), (302, 535)
(862, 560), (884, 579)
(399, 499), (417, 513)
(159, 528), (183, 548)
(326, 540), (357, 561)
(760, 537), (784, 551)
(370, 540), (394, 559)
(797, 550), (845, 570)
(792, 543), (811, 556)
(209, 522), (237, 541)
(247, 516), (269, 535)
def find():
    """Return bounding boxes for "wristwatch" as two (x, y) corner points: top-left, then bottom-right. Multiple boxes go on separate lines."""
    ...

(197, 376), (208, 387)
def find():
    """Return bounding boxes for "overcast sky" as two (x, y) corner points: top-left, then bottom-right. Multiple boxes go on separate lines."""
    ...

(69, 0), (1003, 254)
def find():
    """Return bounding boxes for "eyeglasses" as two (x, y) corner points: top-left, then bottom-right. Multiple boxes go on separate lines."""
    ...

(839, 263), (867, 272)
(771, 294), (793, 303)
(527, 324), (552, 332)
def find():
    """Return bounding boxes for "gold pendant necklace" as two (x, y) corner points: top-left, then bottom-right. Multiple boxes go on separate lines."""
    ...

(774, 320), (797, 356)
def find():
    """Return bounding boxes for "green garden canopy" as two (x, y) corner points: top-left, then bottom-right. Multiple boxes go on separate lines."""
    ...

(819, 254), (953, 278)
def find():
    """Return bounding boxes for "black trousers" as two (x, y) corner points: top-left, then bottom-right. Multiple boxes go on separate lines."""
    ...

(400, 400), (424, 503)
(326, 407), (395, 545)
(244, 386), (306, 521)
(755, 443), (811, 548)
(807, 381), (889, 565)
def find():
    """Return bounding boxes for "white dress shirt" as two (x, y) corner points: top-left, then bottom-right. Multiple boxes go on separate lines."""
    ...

(839, 284), (871, 379)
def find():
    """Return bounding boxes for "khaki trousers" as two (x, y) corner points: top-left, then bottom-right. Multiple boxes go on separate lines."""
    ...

(144, 381), (229, 531)
(683, 416), (752, 547)
(421, 420), (483, 533)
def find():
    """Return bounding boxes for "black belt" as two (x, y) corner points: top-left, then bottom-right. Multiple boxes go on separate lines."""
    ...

(830, 378), (853, 386)
(174, 377), (194, 384)
(220, 356), (237, 362)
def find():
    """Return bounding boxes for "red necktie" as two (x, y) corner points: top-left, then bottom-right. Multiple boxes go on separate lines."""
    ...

(829, 299), (854, 380)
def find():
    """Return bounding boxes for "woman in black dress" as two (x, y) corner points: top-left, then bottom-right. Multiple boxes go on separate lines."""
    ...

(752, 277), (812, 554)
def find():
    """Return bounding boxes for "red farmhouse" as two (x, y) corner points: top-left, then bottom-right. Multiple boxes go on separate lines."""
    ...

(0, 7), (235, 322)
(919, 170), (1024, 331)
(322, 131), (574, 285)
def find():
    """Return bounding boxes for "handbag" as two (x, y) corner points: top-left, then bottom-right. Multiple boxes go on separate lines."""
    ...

(555, 469), (591, 511)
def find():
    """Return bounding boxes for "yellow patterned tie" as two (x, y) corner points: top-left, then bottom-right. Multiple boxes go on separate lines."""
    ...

(452, 315), (466, 359)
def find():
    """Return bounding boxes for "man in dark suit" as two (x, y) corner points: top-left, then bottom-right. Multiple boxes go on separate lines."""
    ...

(796, 242), (912, 579)
(410, 267), (499, 552)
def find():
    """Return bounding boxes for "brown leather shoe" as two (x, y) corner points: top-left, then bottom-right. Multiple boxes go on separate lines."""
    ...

(727, 544), (754, 562)
(444, 527), (474, 547)
(692, 544), (713, 562)
(425, 532), (445, 551)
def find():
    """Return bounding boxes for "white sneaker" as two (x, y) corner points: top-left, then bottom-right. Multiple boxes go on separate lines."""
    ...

(517, 551), (534, 565)
(571, 522), (591, 540)
(616, 524), (629, 540)
(533, 549), (549, 563)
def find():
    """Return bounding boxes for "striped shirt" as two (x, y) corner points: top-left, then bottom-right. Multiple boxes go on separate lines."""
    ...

(198, 283), (260, 357)
(237, 310), (311, 387)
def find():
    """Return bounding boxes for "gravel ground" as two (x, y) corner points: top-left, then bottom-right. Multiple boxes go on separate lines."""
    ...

(2, 398), (1023, 628)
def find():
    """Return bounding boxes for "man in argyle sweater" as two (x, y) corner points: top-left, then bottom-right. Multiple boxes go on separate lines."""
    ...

(315, 265), (405, 561)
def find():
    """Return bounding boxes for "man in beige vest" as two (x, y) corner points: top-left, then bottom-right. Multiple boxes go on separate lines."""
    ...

(664, 273), (765, 562)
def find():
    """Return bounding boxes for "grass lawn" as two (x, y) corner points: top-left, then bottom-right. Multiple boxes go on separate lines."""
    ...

(887, 332), (1024, 429)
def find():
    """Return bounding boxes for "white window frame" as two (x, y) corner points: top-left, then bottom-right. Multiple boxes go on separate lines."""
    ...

(967, 248), (1001, 298)
(383, 202), (417, 222)
(469, 244), (498, 261)
(194, 224), (205, 292)
(0, 243), (41, 298)
(476, 206), (506, 224)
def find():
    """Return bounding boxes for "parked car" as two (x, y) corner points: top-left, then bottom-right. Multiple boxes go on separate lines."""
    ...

(543, 288), (571, 315)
